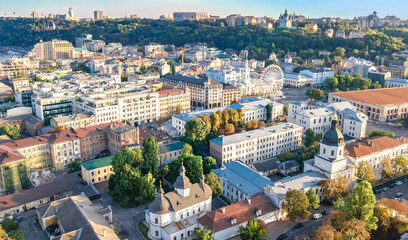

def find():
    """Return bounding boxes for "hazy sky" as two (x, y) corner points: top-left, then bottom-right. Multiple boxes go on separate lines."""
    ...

(2, 0), (408, 19)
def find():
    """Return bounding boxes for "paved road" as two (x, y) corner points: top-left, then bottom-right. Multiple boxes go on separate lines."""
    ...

(94, 181), (147, 240)
(19, 210), (47, 240)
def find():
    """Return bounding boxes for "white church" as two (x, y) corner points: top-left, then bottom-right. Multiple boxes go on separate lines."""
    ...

(145, 163), (212, 240)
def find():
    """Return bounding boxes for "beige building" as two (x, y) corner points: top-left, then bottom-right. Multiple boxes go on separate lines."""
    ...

(50, 129), (81, 169)
(157, 87), (191, 118)
(81, 156), (113, 185)
(50, 113), (97, 130)
(210, 123), (303, 166)
(32, 39), (74, 60)
(11, 78), (30, 91)
(329, 87), (408, 122)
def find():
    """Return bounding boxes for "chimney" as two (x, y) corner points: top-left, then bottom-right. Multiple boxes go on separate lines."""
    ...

(247, 198), (251, 205)
(221, 208), (225, 213)
(369, 140), (374, 147)
(103, 229), (106, 237)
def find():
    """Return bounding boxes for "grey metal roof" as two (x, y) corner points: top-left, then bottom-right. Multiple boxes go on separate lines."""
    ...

(213, 161), (274, 197)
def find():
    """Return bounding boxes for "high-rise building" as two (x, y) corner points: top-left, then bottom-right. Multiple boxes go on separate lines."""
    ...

(32, 39), (74, 60)
(68, 7), (74, 18)
(31, 11), (39, 18)
(94, 10), (104, 20)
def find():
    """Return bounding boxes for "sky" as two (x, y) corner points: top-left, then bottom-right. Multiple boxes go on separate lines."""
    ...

(1, 0), (408, 20)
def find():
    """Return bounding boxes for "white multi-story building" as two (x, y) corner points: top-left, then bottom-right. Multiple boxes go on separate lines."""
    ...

(209, 123), (303, 166)
(283, 72), (313, 87)
(300, 68), (335, 86)
(288, 101), (367, 139)
(184, 51), (207, 62)
(145, 164), (212, 240)
(206, 68), (242, 87)
(145, 43), (165, 55)
(49, 129), (81, 168)
(384, 78), (408, 88)
(166, 97), (283, 136)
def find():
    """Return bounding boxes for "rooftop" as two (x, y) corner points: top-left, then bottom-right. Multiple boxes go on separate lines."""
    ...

(81, 156), (113, 171)
(332, 87), (408, 106)
(163, 141), (186, 152)
(345, 136), (406, 158)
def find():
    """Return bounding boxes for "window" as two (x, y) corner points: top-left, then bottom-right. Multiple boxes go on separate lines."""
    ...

(155, 218), (158, 224)
(156, 231), (158, 237)
(181, 214), (183, 219)
(331, 150), (334, 156)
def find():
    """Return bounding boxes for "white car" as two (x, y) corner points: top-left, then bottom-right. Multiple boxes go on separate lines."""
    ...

(395, 181), (403, 186)
(313, 213), (322, 220)
(394, 197), (402, 202)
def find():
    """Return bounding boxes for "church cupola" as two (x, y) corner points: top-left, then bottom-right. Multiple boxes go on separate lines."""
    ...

(173, 159), (191, 197)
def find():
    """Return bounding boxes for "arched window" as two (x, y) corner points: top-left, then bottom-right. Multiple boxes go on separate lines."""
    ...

(155, 231), (159, 237)
(155, 218), (158, 224)
(188, 230), (191, 236)
(181, 233), (184, 239)
(174, 237), (177, 240)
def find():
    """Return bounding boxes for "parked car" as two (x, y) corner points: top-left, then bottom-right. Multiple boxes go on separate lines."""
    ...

(80, 180), (87, 185)
(395, 181), (403, 186)
(322, 210), (331, 216)
(396, 192), (404, 198)
(389, 183), (396, 188)
(382, 187), (389, 192)
(394, 197), (402, 202)
(403, 178), (408, 183)
(374, 189), (382, 195)
(313, 213), (322, 220)
(277, 233), (288, 240)
(13, 216), (23, 223)
(295, 223), (304, 229)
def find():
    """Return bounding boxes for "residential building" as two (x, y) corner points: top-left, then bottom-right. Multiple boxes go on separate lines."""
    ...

(380, 66), (408, 79)
(37, 194), (118, 240)
(145, 163), (212, 240)
(145, 43), (165, 55)
(157, 87), (191, 118)
(49, 129), (81, 169)
(173, 12), (209, 21)
(32, 91), (76, 122)
(335, 30), (346, 38)
(384, 77), (408, 88)
(81, 156), (113, 184)
(11, 78), (30, 91)
(0, 175), (72, 218)
(305, 23), (318, 32)
(367, 70), (391, 85)
(159, 141), (186, 166)
(325, 29), (334, 37)
(166, 97), (283, 136)
(349, 30), (365, 39)
(209, 123), (303, 166)
(329, 87), (408, 121)
(283, 72), (313, 87)
(94, 10), (104, 20)
(198, 194), (279, 239)
(184, 51), (207, 62)
(107, 125), (139, 154)
(300, 68), (335, 86)
(213, 161), (275, 203)
(32, 39), (74, 60)
(50, 113), (97, 130)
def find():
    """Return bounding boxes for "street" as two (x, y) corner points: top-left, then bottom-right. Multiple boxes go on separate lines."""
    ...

(366, 121), (408, 138)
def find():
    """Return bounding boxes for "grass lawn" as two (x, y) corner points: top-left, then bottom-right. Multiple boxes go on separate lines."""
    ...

(137, 221), (152, 240)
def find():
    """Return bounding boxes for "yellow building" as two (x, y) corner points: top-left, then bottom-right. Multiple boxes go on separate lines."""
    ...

(81, 156), (113, 185)
(157, 87), (191, 118)
(33, 39), (74, 60)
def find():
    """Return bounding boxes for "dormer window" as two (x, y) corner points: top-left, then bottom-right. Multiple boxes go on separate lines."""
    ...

(231, 218), (237, 225)
(256, 209), (262, 216)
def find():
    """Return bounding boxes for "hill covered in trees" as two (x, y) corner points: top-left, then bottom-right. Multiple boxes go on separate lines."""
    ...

(0, 17), (405, 60)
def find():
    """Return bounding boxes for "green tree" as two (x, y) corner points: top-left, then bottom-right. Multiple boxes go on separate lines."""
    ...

(306, 88), (323, 100)
(392, 156), (408, 175)
(0, 124), (22, 140)
(283, 104), (288, 116)
(239, 218), (267, 240)
(210, 112), (222, 133)
(142, 137), (159, 176)
(318, 177), (348, 202)
(368, 130), (395, 138)
(356, 161), (376, 184)
(1, 218), (18, 232)
(140, 172), (156, 201)
(306, 188), (320, 210)
(205, 172), (223, 197)
(168, 153), (203, 183)
(182, 143), (193, 154)
(327, 77), (339, 89)
(192, 227), (214, 240)
(185, 119), (210, 143)
(344, 181), (378, 231)
(304, 128), (322, 147)
(278, 151), (295, 162)
(381, 158), (394, 180)
(284, 189), (311, 221)
(203, 156), (218, 174)
(265, 103), (273, 121)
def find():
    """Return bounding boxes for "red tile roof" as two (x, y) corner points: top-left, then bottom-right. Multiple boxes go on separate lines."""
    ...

(73, 122), (123, 138)
(332, 87), (408, 106)
(198, 194), (278, 233)
(345, 136), (406, 158)
(157, 88), (185, 95)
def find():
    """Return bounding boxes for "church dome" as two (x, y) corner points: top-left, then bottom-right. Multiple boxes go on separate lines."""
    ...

(149, 187), (172, 214)
(322, 115), (344, 146)
(174, 164), (191, 189)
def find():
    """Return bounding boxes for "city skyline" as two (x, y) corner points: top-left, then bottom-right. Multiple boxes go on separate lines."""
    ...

(2, 0), (408, 19)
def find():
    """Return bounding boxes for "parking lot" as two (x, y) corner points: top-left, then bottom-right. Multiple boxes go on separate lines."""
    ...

(19, 210), (47, 240)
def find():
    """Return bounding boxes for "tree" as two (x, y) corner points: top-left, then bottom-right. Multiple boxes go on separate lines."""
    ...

(284, 189), (311, 221)
(192, 228), (214, 240)
(205, 172), (223, 197)
(182, 143), (193, 154)
(278, 151), (295, 162)
(0, 124), (22, 140)
(283, 104), (288, 116)
(356, 161), (376, 184)
(142, 137), (159, 176)
(140, 172), (156, 202)
(306, 188), (320, 210)
(224, 123), (235, 135)
(318, 177), (348, 202)
(1, 218), (18, 233)
(266, 103), (273, 121)
(368, 130), (395, 138)
(305, 128), (322, 147)
(306, 88), (323, 100)
(341, 219), (371, 240)
(203, 156), (218, 174)
(393, 156), (408, 175)
(239, 218), (267, 240)
(168, 153), (203, 183)
(210, 112), (222, 133)
(312, 223), (337, 240)
(327, 77), (339, 89)
(185, 119), (209, 143)
(174, 104), (182, 114)
(246, 120), (258, 130)
(344, 181), (378, 231)
(373, 199), (408, 239)
(381, 158), (393, 180)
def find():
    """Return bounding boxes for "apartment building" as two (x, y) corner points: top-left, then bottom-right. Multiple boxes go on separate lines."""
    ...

(173, 12), (209, 21)
(329, 88), (408, 122)
(32, 92), (76, 122)
(380, 66), (408, 79)
(107, 125), (139, 154)
(166, 97), (283, 136)
(288, 101), (368, 139)
(50, 113), (97, 130)
(209, 123), (303, 166)
(49, 129), (81, 169)
(11, 78), (30, 91)
(145, 43), (165, 55)
(300, 68), (335, 86)
(32, 39), (74, 60)
(283, 72), (313, 87)
(157, 87), (191, 118)
(81, 156), (113, 184)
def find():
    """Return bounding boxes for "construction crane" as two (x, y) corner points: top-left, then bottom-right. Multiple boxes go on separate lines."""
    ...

(181, 48), (189, 69)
